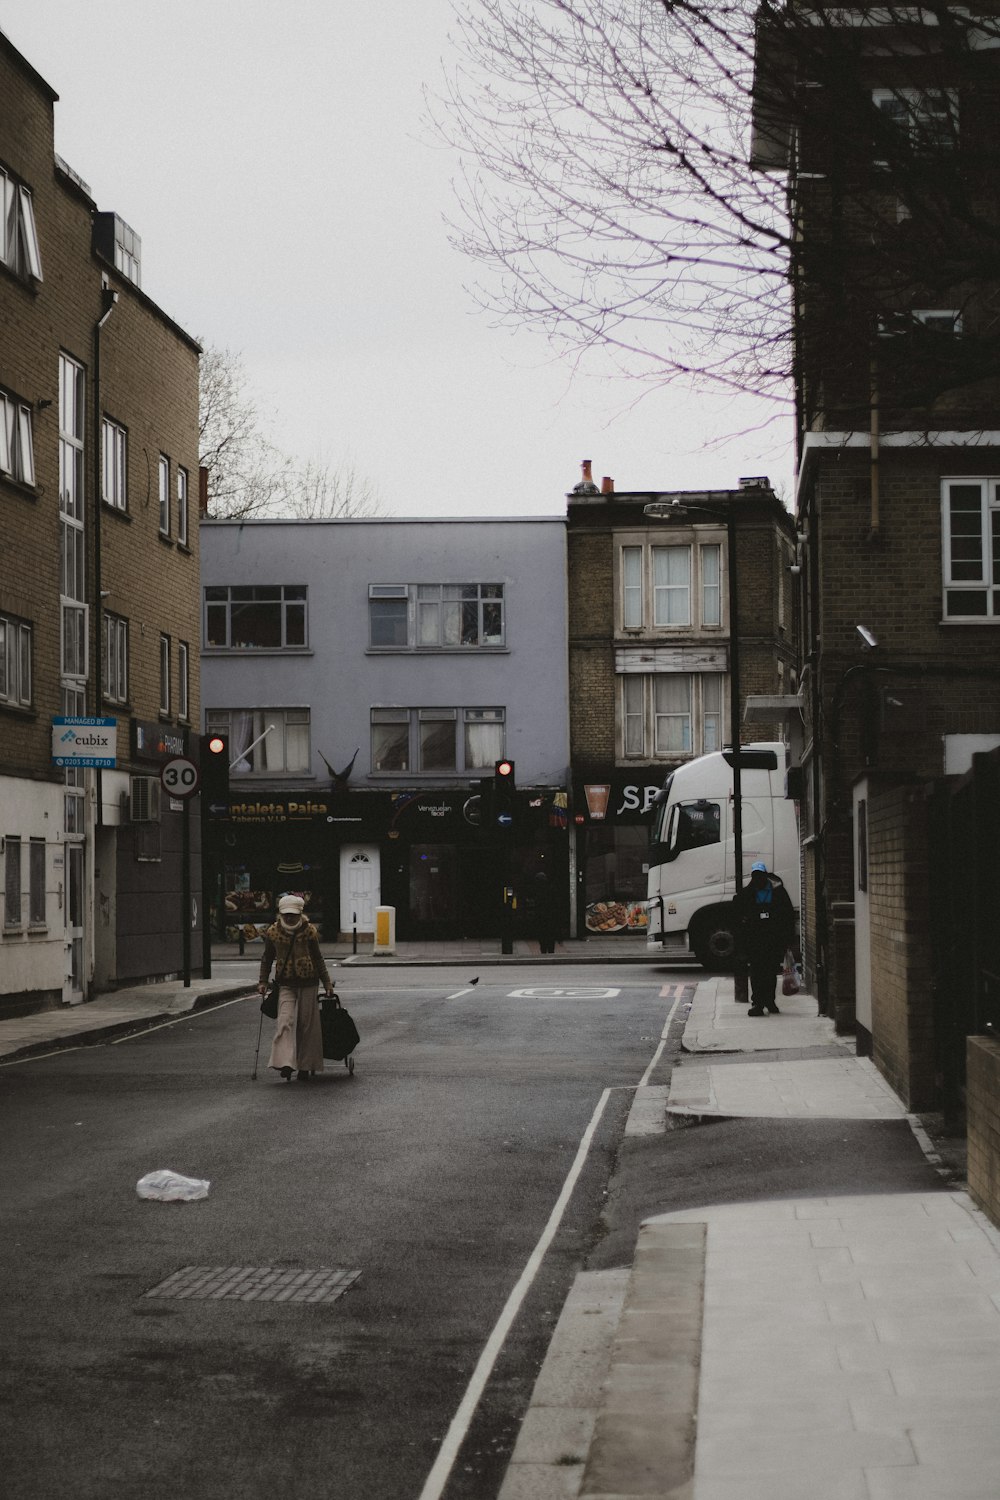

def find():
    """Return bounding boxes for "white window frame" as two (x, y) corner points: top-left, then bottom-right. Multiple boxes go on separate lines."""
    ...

(159, 634), (171, 715)
(0, 615), (32, 707)
(102, 418), (128, 510)
(0, 390), (35, 486)
(872, 87), (959, 157)
(105, 615), (129, 704)
(620, 673), (726, 760)
(942, 478), (1000, 620)
(701, 543), (722, 628)
(60, 602), (88, 683)
(158, 454), (170, 536)
(0, 167), (43, 280)
(622, 547), (643, 629)
(652, 546), (692, 627)
(177, 467), (189, 547)
(177, 641), (189, 721)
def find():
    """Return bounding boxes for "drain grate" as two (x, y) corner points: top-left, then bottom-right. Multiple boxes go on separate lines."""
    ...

(144, 1265), (361, 1304)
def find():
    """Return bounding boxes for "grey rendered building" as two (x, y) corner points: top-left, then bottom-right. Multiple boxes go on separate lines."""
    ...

(199, 517), (570, 943)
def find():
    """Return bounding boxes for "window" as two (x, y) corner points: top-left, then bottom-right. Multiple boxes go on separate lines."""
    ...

(158, 455), (170, 535)
(665, 799), (723, 859)
(177, 468), (188, 547)
(159, 635), (170, 714)
(177, 642), (189, 721)
(0, 166), (43, 280)
(872, 88), (958, 155)
(4, 836), (21, 928)
(701, 544), (721, 627)
(622, 547), (642, 628)
(0, 615), (32, 707)
(653, 547), (691, 626)
(942, 479), (1000, 619)
(29, 838), (45, 927)
(0, 389), (35, 486)
(204, 585), (307, 649)
(61, 604), (88, 682)
(369, 583), (506, 649)
(104, 615), (128, 704)
(370, 707), (505, 774)
(879, 309), (962, 338)
(102, 419), (127, 510)
(620, 673), (725, 760)
(205, 708), (310, 776)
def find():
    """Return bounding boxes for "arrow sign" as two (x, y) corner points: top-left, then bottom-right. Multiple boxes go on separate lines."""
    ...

(497, 812), (513, 826)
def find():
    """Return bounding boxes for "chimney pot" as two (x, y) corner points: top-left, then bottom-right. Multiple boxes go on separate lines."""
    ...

(601, 476), (614, 494)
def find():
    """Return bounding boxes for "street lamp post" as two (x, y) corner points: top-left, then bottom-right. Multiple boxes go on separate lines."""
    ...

(644, 497), (747, 1000)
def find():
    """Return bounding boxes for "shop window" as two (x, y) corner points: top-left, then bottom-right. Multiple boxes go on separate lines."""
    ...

(583, 827), (649, 933)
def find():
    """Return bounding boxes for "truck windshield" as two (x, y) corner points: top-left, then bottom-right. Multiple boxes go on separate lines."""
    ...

(650, 773), (674, 844)
(664, 799), (722, 859)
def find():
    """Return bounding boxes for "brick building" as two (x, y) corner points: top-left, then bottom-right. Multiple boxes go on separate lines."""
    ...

(752, 7), (1000, 1099)
(0, 33), (202, 1015)
(566, 466), (797, 938)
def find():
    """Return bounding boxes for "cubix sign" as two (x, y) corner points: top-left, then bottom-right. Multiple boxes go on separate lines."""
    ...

(51, 716), (117, 769)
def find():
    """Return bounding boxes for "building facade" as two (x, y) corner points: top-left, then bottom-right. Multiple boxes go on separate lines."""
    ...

(753, 8), (1000, 1086)
(0, 33), (201, 1015)
(567, 469), (798, 937)
(199, 518), (570, 945)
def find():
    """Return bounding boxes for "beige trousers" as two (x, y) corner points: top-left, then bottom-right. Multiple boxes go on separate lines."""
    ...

(268, 983), (324, 1073)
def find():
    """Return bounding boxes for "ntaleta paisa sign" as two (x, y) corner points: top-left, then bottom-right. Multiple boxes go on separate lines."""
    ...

(51, 716), (117, 769)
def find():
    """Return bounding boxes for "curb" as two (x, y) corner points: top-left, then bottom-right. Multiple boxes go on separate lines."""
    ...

(0, 985), (256, 1063)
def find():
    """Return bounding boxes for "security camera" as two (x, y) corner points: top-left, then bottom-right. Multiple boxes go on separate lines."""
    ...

(856, 624), (878, 649)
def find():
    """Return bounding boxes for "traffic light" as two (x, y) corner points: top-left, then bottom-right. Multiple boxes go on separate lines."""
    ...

(494, 758), (516, 827)
(200, 732), (230, 804)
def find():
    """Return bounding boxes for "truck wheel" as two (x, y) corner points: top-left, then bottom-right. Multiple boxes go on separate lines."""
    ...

(691, 917), (738, 971)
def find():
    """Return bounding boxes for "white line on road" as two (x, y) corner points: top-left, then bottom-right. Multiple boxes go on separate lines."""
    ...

(416, 1087), (613, 1500)
(635, 992), (683, 1091)
(446, 987), (475, 999)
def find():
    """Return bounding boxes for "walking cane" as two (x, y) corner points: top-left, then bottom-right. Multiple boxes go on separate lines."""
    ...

(251, 1004), (265, 1081)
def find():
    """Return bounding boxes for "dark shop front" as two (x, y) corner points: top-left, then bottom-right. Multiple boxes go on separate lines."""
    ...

(207, 784), (569, 945)
(573, 768), (667, 936)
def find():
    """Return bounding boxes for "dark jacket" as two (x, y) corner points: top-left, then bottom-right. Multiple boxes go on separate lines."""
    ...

(733, 873), (795, 958)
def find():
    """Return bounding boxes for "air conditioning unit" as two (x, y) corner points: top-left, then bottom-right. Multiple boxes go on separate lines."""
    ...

(129, 776), (161, 823)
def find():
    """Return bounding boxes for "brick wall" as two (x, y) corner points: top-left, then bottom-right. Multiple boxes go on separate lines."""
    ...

(967, 1036), (1000, 1231)
(866, 780), (936, 1110)
(568, 524), (616, 770)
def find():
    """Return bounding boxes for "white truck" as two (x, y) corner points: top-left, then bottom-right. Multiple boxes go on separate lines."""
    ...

(645, 742), (800, 968)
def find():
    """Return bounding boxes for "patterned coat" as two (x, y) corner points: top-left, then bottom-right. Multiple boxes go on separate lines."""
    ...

(259, 920), (331, 990)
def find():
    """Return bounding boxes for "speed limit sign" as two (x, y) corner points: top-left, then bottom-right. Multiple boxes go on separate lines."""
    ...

(160, 756), (200, 798)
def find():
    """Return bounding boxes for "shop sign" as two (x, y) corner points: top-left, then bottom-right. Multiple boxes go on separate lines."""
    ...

(576, 769), (666, 823)
(226, 797), (331, 825)
(51, 717), (117, 768)
(132, 718), (187, 762)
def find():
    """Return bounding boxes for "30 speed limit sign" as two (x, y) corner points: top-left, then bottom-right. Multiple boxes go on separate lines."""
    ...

(160, 756), (200, 798)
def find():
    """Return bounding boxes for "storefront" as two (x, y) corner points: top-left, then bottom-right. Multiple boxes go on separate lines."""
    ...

(573, 767), (669, 936)
(206, 783), (569, 945)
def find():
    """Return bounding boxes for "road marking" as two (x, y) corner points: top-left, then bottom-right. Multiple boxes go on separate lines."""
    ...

(446, 987), (476, 999)
(416, 1087), (612, 1500)
(507, 987), (621, 1000)
(636, 993), (683, 1090)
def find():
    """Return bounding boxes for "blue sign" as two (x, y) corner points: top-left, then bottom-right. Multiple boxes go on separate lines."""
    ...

(51, 716), (118, 769)
(497, 812), (513, 827)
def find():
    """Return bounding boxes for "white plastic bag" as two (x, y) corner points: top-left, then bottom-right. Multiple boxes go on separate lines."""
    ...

(136, 1169), (210, 1202)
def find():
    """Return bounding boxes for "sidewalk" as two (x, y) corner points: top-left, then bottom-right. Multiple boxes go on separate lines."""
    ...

(501, 976), (1000, 1500)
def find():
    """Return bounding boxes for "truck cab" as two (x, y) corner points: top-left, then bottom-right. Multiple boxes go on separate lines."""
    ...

(645, 743), (799, 968)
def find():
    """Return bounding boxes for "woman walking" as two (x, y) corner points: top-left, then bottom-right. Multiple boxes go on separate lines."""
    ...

(257, 893), (333, 1082)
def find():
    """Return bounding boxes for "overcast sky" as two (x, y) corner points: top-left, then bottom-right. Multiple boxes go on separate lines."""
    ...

(3, 1), (795, 515)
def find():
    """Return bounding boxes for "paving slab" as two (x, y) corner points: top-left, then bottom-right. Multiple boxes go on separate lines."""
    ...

(668, 1056), (909, 1120)
(681, 975), (845, 1053)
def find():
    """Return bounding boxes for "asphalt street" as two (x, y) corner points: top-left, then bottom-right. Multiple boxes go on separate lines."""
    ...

(1, 960), (947, 1500)
(1, 962), (679, 1500)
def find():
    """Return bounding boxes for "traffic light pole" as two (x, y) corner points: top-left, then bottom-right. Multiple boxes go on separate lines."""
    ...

(200, 789), (211, 980)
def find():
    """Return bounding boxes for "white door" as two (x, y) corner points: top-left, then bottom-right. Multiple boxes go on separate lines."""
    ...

(63, 840), (85, 1005)
(339, 845), (380, 935)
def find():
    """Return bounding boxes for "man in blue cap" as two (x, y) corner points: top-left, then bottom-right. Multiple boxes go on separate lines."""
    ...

(733, 861), (796, 1015)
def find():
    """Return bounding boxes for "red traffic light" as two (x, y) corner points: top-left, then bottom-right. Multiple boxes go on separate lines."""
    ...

(207, 735), (226, 756)
(496, 759), (514, 778)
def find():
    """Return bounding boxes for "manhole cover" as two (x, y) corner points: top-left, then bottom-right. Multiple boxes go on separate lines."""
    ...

(144, 1266), (361, 1303)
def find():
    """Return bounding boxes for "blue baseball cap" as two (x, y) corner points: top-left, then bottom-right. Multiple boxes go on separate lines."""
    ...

(750, 861), (767, 873)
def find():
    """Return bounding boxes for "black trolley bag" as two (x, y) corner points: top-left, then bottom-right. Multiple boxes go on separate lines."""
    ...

(321, 992), (359, 1076)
